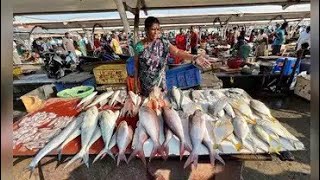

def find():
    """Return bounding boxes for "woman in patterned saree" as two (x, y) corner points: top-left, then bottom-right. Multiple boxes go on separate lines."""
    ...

(134, 16), (212, 97)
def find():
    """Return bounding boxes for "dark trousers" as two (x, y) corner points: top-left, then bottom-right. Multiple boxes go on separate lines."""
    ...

(191, 47), (198, 55)
(272, 45), (282, 55)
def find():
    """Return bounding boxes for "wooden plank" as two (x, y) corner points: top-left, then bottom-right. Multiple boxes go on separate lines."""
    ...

(219, 66), (242, 73)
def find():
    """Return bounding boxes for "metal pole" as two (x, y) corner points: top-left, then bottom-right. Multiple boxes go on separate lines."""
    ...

(114, 0), (130, 35)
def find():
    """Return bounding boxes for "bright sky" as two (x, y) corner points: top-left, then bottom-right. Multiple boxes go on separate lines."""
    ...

(14, 4), (310, 23)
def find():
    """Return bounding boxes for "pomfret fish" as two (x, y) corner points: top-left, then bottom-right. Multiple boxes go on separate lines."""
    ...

(128, 124), (149, 165)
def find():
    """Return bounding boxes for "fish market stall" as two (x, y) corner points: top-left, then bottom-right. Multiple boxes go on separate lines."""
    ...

(13, 87), (305, 173)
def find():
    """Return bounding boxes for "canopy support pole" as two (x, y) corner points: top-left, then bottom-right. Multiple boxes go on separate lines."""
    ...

(114, 0), (131, 35)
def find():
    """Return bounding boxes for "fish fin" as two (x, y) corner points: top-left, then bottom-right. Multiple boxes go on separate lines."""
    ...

(64, 150), (84, 169)
(235, 143), (242, 151)
(179, 89), (184, 109)
(161, 144), (169, 161)
(149, 144), (164, 162)
(106, 149), (115, 161)
(269, 115), (278, 122)
(57, 149), (63, 162)
(183, 152), (197, 169)
(184, 143), (192, 153)
(128, 149), (146, 166)
(269, 145), (282, 155)
(93, 149), (107, 164)
(179, 142), (185, 161)
(83, 152), (89, 168)
(117, 153), (127, 166)
(215, 153), (225, 166)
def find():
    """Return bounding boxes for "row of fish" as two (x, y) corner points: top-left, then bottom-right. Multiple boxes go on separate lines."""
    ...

(26, 87), (304, 172)
(168, 87), (304, 154)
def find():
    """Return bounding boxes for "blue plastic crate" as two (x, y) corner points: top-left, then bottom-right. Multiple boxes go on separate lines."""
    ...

(126, 56), (135, 77)
(273, 57), (300, 76)
(55, 77), (96, 92)
(166, 64), (201, 90)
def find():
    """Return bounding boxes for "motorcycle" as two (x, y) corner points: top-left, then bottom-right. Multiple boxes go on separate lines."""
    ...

(42, 50), (77, 79)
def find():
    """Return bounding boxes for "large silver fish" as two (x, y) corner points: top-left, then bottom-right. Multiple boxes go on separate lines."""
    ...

(162, 106), (191, 160)
(253, 125), (281, 154)
(64, 106), (99, 168)
(224, 103), (235, 118)
(138, 106), (164, 161)
(184, 110), (224, 168)
(232, 116), (250, 148)
(28, 113), (84, 172)
(82, 127), (102, 167)
(116, 121), (133, 166)
(128, 124), (149, 165)
(93, 110), (119, 163)
(76, 91), (98, 109)
(86, 91), (114, 108)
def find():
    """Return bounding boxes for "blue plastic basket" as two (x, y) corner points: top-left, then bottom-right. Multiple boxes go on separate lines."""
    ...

(166, 64), (201, 90)
(126, 56), (135, 77)
(273, 57), (300, 76)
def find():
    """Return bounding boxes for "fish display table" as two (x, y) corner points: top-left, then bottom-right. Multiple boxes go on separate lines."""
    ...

(13, 88), (304, 179)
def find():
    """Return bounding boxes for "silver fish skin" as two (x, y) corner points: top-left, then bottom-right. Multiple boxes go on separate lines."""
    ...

(190, 90), (205, 102)
(86, 91), (114, 108)
(162, 126), (174, 160)
(232, 116), (250, 144)
(128, 125), (149, 166)
(162, 107), (191, 160)
(116, 121), (133, 166)
(76, 91), (98, 108)
(139, 106), (164, 161)
(202, 122), (225, 166)
(224, 103), (235, 118)
(64, 107), (99, 169)
(57, 127), (81, 161)
(108, 90), (121, 106)
(81, 127), (102, 168)
(184, 110), (206, 169)
(172, 86), (184, 109)
(93, 110), (119, 163)
(28, 112), (85, 171)
(208, 98), (228, 116)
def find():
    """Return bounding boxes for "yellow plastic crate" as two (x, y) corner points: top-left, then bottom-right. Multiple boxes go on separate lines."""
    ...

(93, 64), (127, 84)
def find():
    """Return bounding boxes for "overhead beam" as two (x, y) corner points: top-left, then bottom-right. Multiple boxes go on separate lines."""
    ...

(282, 0), (302, 10)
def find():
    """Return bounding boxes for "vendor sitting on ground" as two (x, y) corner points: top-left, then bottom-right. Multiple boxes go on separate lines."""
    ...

(134, 16), (212, 97)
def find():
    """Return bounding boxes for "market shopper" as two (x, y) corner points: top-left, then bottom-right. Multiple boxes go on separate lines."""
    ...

(255, 29), (269, 57)
(190, 26), (199, 55)
(272, 22), (288, 55)
(174, 28), (187, 64)
(62, 32), (76, 53)
(296, 26), (310, 51)
(110, 33), (123, 55)
(78, 34), (88, 56)
(134, 16), (212, 96)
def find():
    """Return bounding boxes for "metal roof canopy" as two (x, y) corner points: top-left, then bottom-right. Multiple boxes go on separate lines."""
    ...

(13, 0), (310, 15)
(14, 11), (310, 30)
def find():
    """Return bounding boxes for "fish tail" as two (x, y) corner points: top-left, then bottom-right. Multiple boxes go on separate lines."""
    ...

(64, 150), (84, 169)
(128, 148), (146, 166)
(179, 142), (185, 161)
(183, 152), (198, 169)
(269, 145), (282, 155)
(93, 148), (107, 164)
(57, 149), (63, 162)
(184, 143), (192, 153)
(106, 149), (115, 161)
(117, 153), (127, 166)
(83, 152), (90, 168)
(161, 144), (169, 161)
(214, 153), (225, 166)
(149, 144), (164, 162)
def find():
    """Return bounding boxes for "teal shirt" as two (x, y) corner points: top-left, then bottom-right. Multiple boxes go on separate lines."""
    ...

(273, 29), (285, 45)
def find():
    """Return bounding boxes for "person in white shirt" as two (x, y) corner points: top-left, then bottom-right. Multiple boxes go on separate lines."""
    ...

(296, 26), (310, 51)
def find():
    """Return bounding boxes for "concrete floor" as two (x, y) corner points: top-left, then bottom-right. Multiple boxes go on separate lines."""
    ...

(13, 94), (310, 180)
